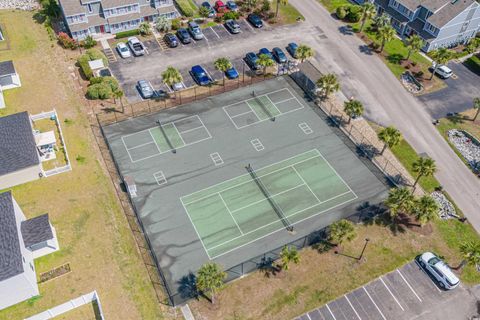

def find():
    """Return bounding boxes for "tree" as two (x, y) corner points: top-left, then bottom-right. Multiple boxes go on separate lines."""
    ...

(214, 57), (233, 86)
(112, 89), (124, 105)
(412, 157), (436, 189)
(459, 241), (480, 271)
(429, 47), (452, 80)
(275, 0), (288, 18)
(377, 24), (395, 53)
(413, 195), (439, 226)
(405, 34), (423, 60)
(278, 245), (300, 271)
(465, 38), (480, 54)
(139, 21), (152, 35)
(196, 263), (226, 304)
(245, 0), (258, 10)
(384, 187), (414, 219)
(83, 35), (97, 49)
(377, 126), (402, 154)
(316, 73), (340, 99)
(161, 66), (183, 89)
(343, 99), (364, 123)
(199, 5), (211, 18)
(472, 97), (480, 122)
(328, 219), (356, 245)
(155, 15), (172, 32)
(373, 13), (390, 30)
(257, 53), (276, 75)
(359, 3), (376, 33)
(296, 44), (314, 63)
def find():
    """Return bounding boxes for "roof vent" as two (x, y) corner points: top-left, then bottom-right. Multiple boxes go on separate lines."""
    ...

(451, 0), (458, 4)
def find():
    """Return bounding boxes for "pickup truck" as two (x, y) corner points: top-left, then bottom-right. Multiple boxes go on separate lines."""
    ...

(127, 37), (145, 56)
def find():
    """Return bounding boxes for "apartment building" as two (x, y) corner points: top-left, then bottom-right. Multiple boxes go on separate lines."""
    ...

(369, 0), (480, 51)
(59, 0), (179, 40)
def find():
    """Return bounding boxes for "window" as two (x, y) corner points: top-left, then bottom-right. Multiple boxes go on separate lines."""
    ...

(30, 263), (34, 271)
(391, 0), (398, 8)
(427, 23), (437, 33)
(87, 3), (93, 13)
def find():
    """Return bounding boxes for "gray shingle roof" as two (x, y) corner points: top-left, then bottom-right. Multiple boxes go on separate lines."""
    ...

(21, 214), (54, 248)
(0, 60), (16, 77)
(0, 112), (40, 176)
(0, 191), (23, 282)
(58, 0), (85, 16)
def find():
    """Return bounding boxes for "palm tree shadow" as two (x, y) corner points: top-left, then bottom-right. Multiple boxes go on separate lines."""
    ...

(258, 257), (280, 278)
(387, 53), (404, 65)
(177, 272), (199, 300)
(446, 114), (466, 124)
(362, 211), (407, 235)
(359, 44), (374, 55)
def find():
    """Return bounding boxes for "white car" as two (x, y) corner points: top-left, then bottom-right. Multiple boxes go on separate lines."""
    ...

(127, 37), (145, 56)
(418, 252), (460, 290)
(172, 82), (184, 91)
(116, 42), (131, 58)
(431, 64), (453, 79)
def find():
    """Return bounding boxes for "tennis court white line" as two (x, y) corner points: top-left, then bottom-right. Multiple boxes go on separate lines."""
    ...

(218, 193), (244, 235)
(172, 122), (186, 146)
(245, 100), (262, 121)
(148, 129), (162, 154)
(177, 125), (205, 134)
(222, 88), (291, 110)
(326, 304), (337, 320)
(274, 97), (297, 105)
(397, 269), (422, 302)
(380, 277), (404, 311)
(316, 151), (358, 199)
(264, 95), (282, 115)
(126, 140), (157, 151)
(292, 166), (322, 204)
(121, 115), (203, 139)
(363, 287), (387, 320)
(121, 136), (135, 163)
(229, 109), (255, 119)
(197, 116), (213, 139)
(344, 295), (361, 320)
(233, 101), (304, 129)
(180, 199), (212, 259)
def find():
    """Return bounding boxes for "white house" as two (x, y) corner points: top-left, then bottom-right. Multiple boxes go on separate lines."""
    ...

(0, 60), (21, 108)
(0, 191), (60, 310)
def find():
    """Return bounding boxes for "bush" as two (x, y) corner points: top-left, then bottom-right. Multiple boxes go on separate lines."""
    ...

(82, 35), (97, 49)
(261, 0), (270, 12)
(176, 0), (195, 17)
(223, 11), (240, 21)
(199, 5), (211, 17)
(155, 15), (172, 32)
(345, 5), (362, 22)
(139, 21), (152, 35)
(87, 83), (112, 99)
(58, 32), (77, 49)
(85, 48), (108, 66)
(77, 48), (108, 79)
(336, 6), (347, 19)
(171, 18), (181, 30)
(115, 29), (140, 39)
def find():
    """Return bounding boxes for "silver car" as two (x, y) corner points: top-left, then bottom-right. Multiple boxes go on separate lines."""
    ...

(418, 252), (460, 290)
(137, 80), (154, 99)
(188, 21), (204, 40)
(116, 42), (131, 58)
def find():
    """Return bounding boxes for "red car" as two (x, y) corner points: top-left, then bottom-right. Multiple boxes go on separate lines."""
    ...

(214, 0), (228, 12)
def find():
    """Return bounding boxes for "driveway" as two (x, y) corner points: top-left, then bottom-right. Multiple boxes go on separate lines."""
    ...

(295, 261), (480, 320)
(418, 62), (480, 119)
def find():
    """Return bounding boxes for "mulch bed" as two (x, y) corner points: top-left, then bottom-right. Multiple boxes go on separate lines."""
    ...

(39, 263), (71, 283)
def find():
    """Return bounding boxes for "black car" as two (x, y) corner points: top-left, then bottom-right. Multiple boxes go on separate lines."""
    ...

(272, 47), (287, 63)
(176, 28), (191, 44)
(247, 13), (263, 28)
(164, 33), (178, 48)
(245, 52), (259, 70)
(225, 19), (240, 34)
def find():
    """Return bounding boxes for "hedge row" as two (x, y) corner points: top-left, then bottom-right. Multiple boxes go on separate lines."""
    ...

(115, 29), (140, 39)
(77, 48), (108, 80)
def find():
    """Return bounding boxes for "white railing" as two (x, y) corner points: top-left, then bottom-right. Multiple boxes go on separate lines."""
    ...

(24, 291), (105, 320)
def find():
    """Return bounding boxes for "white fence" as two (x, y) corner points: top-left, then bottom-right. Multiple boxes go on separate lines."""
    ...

(24, 291), (105, 320)
(30, 109), (72, 177)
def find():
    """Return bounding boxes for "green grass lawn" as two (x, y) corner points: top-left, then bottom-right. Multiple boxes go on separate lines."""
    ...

(276, 3), (305, 24)
(317, 0), (350, 12)
(176, 0), (198, 17)
(464, 54), (480, 74)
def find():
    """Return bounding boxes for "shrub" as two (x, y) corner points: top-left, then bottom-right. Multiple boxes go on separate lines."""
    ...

(223, 11), (240, 21)
(139, 21), (152, 35)
(85, 48), (108, 66)
(261, 0), (270, 12)
(336, 6), (347, 19)
(155, 15), (172, 32)
(57, 32), (77, 49)
(82, 35), (97, 49)
(346, 5), (362, 22)
(115, 29), (140, 39)
(199, 5), (211, 18)
(87, 83), (112, 99)
(171, 18), (181, 30)
(77, 55), (93, 79)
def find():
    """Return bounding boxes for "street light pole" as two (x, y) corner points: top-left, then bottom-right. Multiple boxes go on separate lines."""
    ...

(358, 238), (370, 261)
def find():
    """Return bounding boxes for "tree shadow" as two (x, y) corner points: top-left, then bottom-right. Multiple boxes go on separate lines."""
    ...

(359, 44), (373, 55)
(326, 115), (343, 127)
(387, 53), (404, 65)
(446, 113), (466, 124)
(356, 143), (379, 159)
(362, 211), (407, 235)
(339, 25), (354, 36)
(257, 256), (280, 278)
(177, 272), (199, 300)
(32, 12), (46, 24)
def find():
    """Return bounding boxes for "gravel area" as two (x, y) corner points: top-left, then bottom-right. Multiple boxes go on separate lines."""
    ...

(447, 129), (480, 172)
(0, 0), (39, 10)
(401, 72), (423, 94)
(431, 191), (459, 219)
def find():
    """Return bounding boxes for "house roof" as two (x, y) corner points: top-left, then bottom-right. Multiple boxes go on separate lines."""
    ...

(0, 111), (40, 176)
(59, 0), (85, 16)
(21, 214), (54, 248)
(377, 0), (410, 23)
(107, 12), (141, 24)
(407, 18), (436, 41)
(0, 60), (16, 77)
(0, 191), (23, 282)
(101, 0), (138, 9)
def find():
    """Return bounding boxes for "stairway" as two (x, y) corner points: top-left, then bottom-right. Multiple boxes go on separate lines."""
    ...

(100, 38), (116, 63)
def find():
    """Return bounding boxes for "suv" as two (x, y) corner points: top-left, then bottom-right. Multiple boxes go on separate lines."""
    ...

(176, 28), (191, 44)
(127, 37), (145, 56)
(188, 21), (204, 40)
(247, 13), (263, 28)
(430, 64), (453, 79)
(163, 33), (178, 48)
(272, 47), (287, 63)
(225, 19), (240, 34)
(418, 252), (460, 290)
(201, 1), (215, 17)
(245, 52), (259, 70)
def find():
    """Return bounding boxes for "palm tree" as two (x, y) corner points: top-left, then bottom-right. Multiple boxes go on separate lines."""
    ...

(257, 53), (276, 76)
(373, 13), (390, 30)
(472, 97), (480, 122)
(112, 89), (124, 105)
(359, 3), (376, 33)
(384, 187), (414, 219)
(139, 21), (152, 35)
(459, 241), (480, 271)
(378, 126), (402, 155)
(343, 99), (364, 123)
(161, 66), (183, 91)
(196, 262), (226, 304)
(278, 245), (300, 271)
(405, 34), (423, 60)
(413, 195), (439, 226)
(214, 57), (232, 86)
(296, 44), (314, 63)
(328, 219), (356, 245)
(316, 73), (340, 99)
(412, 157), (436, 189)
(377, 24), (396, 53)
(429, 48), (452, 80)
(275, 0), (288, 17)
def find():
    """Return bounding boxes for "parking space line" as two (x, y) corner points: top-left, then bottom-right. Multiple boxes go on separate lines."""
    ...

(344, 295), (361, 320)
(244, 19), (256, 32)
(325, 304), (337, 320)
(363, 287), (387, 320)
(305, 313), (312, 320)
(380, 277), (404, 311)
(397, 269), (422, 302)
(210, 26), (220, 38)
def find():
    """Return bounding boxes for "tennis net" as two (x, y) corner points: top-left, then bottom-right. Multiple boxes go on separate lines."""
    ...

(157, 120), (176, 154)
(254, 96), (276, 122)
(246, 164), (293, 232)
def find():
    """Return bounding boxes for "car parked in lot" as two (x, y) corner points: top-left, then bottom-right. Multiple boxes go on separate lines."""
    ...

(272, 47), (287, 63)
(172, 82), (184, 91)
(177, 28), (192, 44)
(258, 48), (273, 60)
(418, 252), (460, 290)
(188, 21), (204, 40)
(226, 0), (238, 11)
(116, 42), (131, 58)
(214, 0), (228, 13)
(247, 13), (263, 28)
(137, 80), (154, 99)
(225, 66), (239, 79)
(191, 65), (212, 86)
(201, 1), (216, 17)
(164, 33), (178, 48)
(225, 19), (240, 34)
(245, 52), (259, 70)
(429, 64), (453, 79)
(127, 37), (145, 56)
(287, 42), (298, 58)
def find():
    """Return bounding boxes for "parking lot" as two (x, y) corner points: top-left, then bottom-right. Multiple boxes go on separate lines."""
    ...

(295, 261), (480, 320)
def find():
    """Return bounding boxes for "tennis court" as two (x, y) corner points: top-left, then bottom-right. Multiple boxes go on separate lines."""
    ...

(182, 149), (357, 258)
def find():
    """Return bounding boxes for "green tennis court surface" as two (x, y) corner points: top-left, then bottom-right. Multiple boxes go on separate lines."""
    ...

(181, 149), (357, 259)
